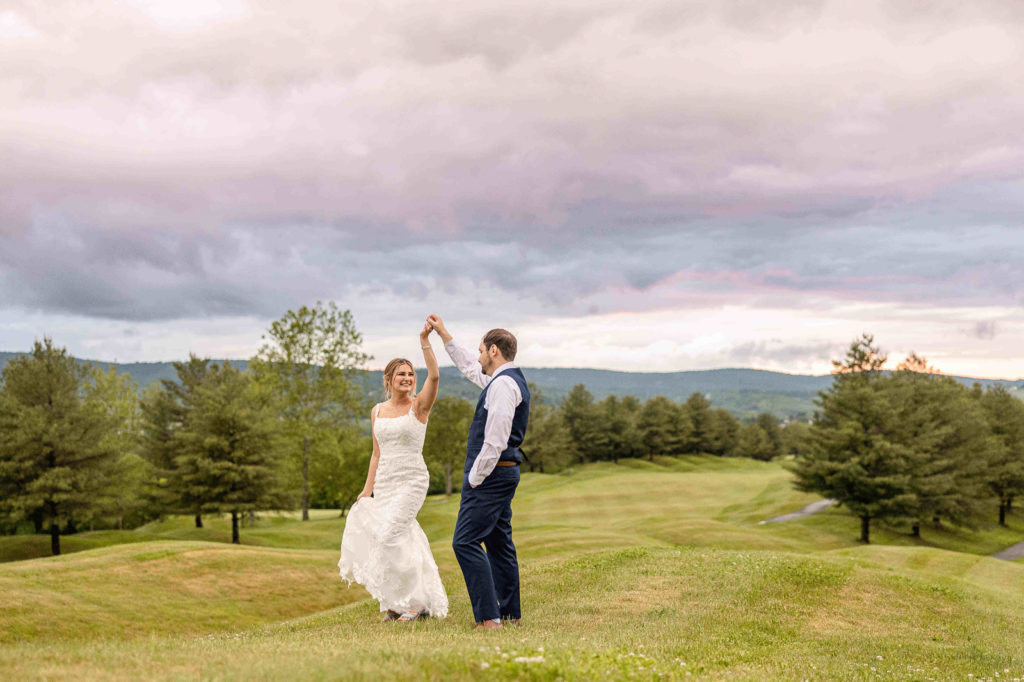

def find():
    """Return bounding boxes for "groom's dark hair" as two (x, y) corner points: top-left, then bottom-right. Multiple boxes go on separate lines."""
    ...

(483, 329), (517, 361)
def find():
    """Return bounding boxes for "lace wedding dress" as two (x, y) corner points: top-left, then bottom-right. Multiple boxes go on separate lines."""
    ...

(338, 405), (449, 618)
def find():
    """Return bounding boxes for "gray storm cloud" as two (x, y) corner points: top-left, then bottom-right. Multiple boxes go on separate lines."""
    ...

(1, 0), (1024, 326)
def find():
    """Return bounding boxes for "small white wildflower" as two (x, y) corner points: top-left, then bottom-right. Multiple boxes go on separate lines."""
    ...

(877, 656), (884, 661)
(538, 646), (544, 652)
(514, 656), (545, 664)
(480, 662), (490, 670)
(501, 653), (509, 659)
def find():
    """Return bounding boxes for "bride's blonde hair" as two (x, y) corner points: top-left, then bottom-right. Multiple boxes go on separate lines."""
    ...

(383, 358), (415, 400)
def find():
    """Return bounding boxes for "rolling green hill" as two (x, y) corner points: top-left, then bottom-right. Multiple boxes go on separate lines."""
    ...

(1, 457), (1023, 680)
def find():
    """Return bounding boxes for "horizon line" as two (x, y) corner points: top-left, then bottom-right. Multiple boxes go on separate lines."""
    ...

(1, 349), (1021, 383)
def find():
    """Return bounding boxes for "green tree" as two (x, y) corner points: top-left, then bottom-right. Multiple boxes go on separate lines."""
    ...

(524, 402), (573, 474)
(0, 339), (131, 555)
(780, 421), (812, 457)
(637, 396), (678, 461)
(308, 429), (371, 516)
(89, 366), (145, 530)
(424, 397), (474, 497)
(593, 395), (635, 463)
(176, 362), (290, 544)
(706, 408), (740, 456)
(106, 453), (154, 530)
(888, 367), (989, 537)
(617, 395), (644, 460)
(790, 334), (914, 543)
(561, 384), (601, 464)
(755, 413), (783, 459)
(734, 422), (776, 461)
(977, 386), (1024, 526)
(681, 392), (712, 453)
(253, 302), (370, 520)
(138, 356), (213, 527)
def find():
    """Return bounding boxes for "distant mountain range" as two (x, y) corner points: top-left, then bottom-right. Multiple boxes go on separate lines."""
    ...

(2, 351), (1021, 420)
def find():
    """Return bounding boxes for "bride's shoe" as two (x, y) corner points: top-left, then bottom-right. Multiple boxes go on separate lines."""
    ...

(397, 611), (421, 622)
(382, 610), (401, 622)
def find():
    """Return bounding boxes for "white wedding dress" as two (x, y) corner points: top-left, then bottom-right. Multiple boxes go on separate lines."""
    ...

(338, 405), (448, 618)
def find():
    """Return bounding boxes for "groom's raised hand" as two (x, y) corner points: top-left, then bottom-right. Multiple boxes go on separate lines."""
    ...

(426, 314), (453, 343)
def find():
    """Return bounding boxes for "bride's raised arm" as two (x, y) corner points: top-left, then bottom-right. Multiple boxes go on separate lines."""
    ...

(415, 323), (440, 421)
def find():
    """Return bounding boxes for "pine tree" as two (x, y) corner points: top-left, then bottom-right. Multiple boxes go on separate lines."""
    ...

(681, 393), (713, 453)
(0, 339), (131, 555)
(790, 335), (914, 543)
(561, 384), (600, 464)
(977, 386), (1024, 526)
(755, 413), (783, 459)
(593, 395), (634, 463)
(175, 362), (290, 544)
(780, 421), (811, 457)
(889, 366), (989, 536)
(734, 422), (776, 461)
(637, 396), (678, 460)
(706, 408), (740, 456)
(138, 356), (215, 527)
(523, 401), (573, 474)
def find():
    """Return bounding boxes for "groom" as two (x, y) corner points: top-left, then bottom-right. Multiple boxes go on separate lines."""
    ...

(426, 314), (530, 629)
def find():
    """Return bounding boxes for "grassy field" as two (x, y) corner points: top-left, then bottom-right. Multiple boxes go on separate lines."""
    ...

(1, 457), (1023, 680)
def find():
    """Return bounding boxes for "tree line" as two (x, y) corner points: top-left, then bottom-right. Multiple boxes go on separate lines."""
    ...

(420, 389), (801, 494)
(792, 335), (1024, 543)
(0, 302), (374, 554)
(5, 315), (1016, 555)
(0, 303), (799, 555)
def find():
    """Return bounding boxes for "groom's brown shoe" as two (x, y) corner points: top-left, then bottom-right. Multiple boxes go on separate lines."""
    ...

(474, 620), (503, 630)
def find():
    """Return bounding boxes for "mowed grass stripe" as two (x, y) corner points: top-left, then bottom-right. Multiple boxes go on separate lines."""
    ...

(1, 547), (1023, 680)
(0, 542), (364, 643)
(3, 457), (1024, 680)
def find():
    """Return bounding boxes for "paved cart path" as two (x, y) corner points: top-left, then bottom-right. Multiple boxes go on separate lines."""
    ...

(759, 498), (1024, 561)
(759, 499), (836, 524)
(991, 540), (1024, 561)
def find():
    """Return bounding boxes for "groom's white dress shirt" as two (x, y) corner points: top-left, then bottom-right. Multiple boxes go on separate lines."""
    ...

(443, 340), (523, 487)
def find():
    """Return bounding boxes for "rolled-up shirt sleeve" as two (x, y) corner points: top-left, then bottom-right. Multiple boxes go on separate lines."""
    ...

(467, 374), (521, 486)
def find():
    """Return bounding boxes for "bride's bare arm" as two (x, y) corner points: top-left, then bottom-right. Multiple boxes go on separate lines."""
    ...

(415, 323), (440, 422)
(357, 405), (381, 500)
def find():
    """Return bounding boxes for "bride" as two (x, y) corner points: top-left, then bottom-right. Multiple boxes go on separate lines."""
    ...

(338, 324), (449, 621)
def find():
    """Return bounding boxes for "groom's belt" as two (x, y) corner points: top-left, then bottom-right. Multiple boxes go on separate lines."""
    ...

(495, 461), (518, 467)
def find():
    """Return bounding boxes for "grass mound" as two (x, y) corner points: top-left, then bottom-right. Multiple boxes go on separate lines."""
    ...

(2, 456), (1024, 679)
(2, 546), (1023, 679)
(0, 541), (363, 643)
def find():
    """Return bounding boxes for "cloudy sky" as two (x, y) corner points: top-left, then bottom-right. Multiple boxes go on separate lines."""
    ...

(2, 0), (1023, 376)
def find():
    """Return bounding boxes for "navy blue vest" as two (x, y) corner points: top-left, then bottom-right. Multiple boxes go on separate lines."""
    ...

(465, 366), (530, 472)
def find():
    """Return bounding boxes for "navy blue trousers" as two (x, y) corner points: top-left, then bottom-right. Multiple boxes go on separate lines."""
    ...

(452, 465), (521, 623)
